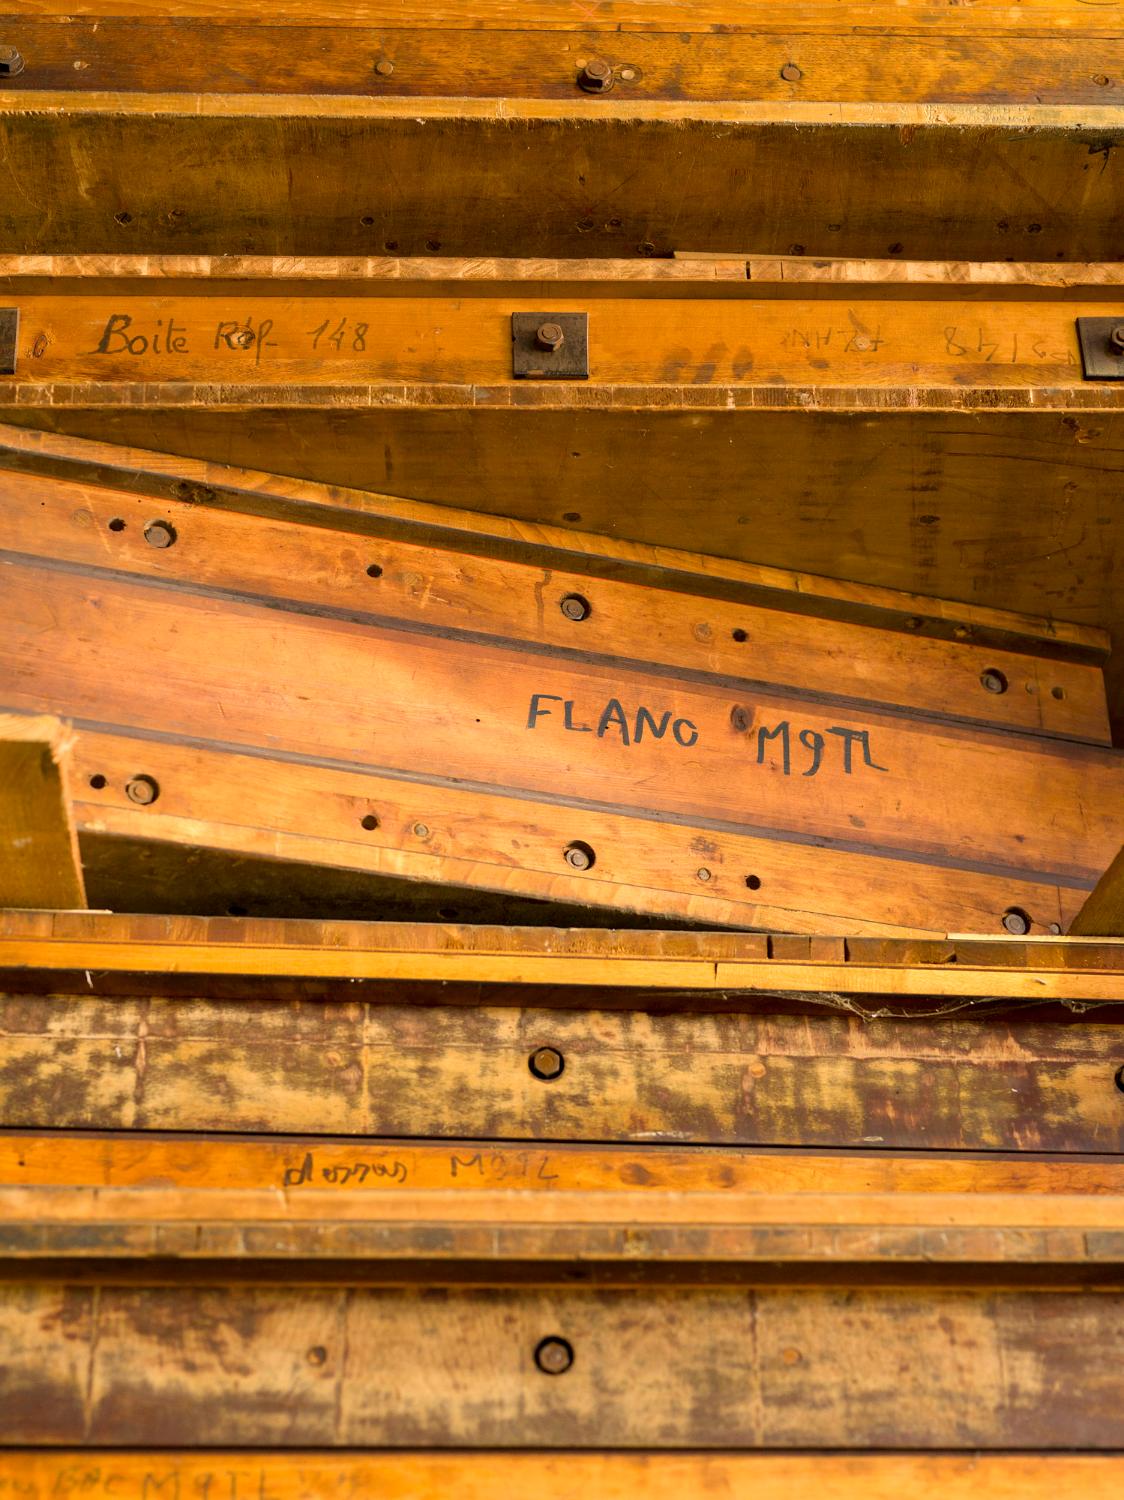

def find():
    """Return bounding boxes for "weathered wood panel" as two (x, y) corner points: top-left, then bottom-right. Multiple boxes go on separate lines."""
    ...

(2, 994), (1122, 1151)
(0, 103), (1122, 262)
(3, 1282), (1123, 1446)
(2, 1453), (1122, 1500)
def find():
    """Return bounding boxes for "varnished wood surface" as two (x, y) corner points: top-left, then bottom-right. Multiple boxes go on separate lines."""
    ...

(5, 17), (1124, 104)
(1, 1453), (1122, 1500)
(4, 992), (1120, 1151)
(1071, 846), (1124, 938)
(0, 716), (85, 911)
(4, 1281), (1124, 1446)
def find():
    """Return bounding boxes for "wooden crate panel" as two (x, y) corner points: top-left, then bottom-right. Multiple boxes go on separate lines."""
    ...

(3, 1282), (1123, 1447)
(2, 993), (1122, 1152)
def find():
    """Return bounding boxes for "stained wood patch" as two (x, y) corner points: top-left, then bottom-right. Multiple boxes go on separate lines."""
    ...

(2, 994), (1122, 1152)
(4, 1282), (1124, 1446)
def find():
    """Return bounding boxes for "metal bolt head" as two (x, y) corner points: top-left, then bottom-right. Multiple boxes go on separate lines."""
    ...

(696, 867), (712, 883)
(374, 58), (395, 76)
(564, 842), (594, 871)
(979, 668), (1008, 695)
(1111, 325), (1124, 353)
(0, 45), (24, 76)
(529, 1046), (565, 1081)
(578, 58), (614, 92)
(560, 593), (591, 622)
(1002, 907), (1031, 936)
(780, 62), (803, 82)
(125, 775), (160, 806)
(413, 823), (430, 839)
(535, 1336), (574, 1374)
(144, 520), (177, 549)
(536, 322), (566, 353)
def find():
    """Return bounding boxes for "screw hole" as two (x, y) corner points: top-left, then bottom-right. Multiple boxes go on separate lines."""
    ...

(384, 239), (399, 252)
(108, 517), (126, 532)
(114, 210), (133, 226)
(306, 1345), (328, 1367)
(88, 774), (107, 790)
(425, 239), (441, 252)
(437, 907), (459, 920)
(366, 563), (384, 578)
(1115, 1065), (1124, 1094)
(732, 628), (748, 643)
(360, 215), (375, 227)
(745, 874), (762, 891)
(226, 904), (248, 917)
(360, 813), (379, 831)
(1051, 686), (1065, 700)
(562, 511), (582, 523)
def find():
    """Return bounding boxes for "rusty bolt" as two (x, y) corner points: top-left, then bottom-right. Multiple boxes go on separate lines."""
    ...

(536, 321), (566, 353)
(1110, 325), (1124, 354)
(374, 58), (395, 76)
(730, 705), (751, 733)
(696, 867), (712, 883)
(413, 823), (430, 839)
(0, 46), (24, 76)
(564, 842), (594, 871)
(535, 1336), (574, 1374)
(780, 62), (803, 82)
(143, 520), (177, 549)
(1002, 907), (1031, 936)
(979, 668), (1008, 695)
(125, 775), (159, 806)
(578, 58), (614, 92)
(529, 1046), (565, 1081)
(560, 593), (591, 621)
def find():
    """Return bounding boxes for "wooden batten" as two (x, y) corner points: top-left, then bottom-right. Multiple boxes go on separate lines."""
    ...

(0, 715), (85, 911)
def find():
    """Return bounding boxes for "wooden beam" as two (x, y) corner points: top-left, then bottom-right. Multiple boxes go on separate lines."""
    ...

(2, 1281), (1122, 1446)
(0, 715), (84, 910)
(3, 991), (1120, 1151)
(1070, 846), (1124, 938)
(0, 1454), (1121, 1500)
(1, 911), (1124, 1000)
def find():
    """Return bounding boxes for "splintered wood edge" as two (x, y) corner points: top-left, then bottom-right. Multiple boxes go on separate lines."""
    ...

(0, 423), (1106, 660)
(0, 1454), (1121, 1499)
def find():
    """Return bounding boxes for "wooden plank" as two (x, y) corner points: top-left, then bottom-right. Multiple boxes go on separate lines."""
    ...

(2, 912), (1124, 1000)
(4, 992), (1120, 1151)
(2, 1454), (1122, 1500)
(1070, 846), (1124, 938)
(0, 715), (85, 910)
(11, 20), (1124, 105)
(0, 464), (1104, 741)
(0, 99), (1122, 263)
(3, 1281), (1123, 1446)
(1, 538), (1119, 930)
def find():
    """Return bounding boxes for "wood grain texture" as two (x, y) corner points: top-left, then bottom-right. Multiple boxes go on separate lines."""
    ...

(0, 716), (85, 911)
(0, 103), (1122, 262)
(6, 20), (1124, 103)
(4, 1282), (1124, 1446)
(2, 911), (1124, 1002)
(0, 464), (1103, 740)
(2, 993), (1122, 1152)
(1071, 846), (1124, 938)
(2, 1454), (1122, 1500)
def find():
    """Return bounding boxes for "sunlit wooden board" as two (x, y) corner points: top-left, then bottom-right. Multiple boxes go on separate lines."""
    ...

(0, 715), (85, 910)
(1, 1453), (1122, 1500)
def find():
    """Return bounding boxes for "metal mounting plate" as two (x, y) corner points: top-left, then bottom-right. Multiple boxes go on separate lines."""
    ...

(0, 308), (18, 375)
(512, 312), (589, 378)
(1076, 317), (1124, 380)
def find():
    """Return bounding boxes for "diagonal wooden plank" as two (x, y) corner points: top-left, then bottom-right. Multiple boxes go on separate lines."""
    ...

(0, 715), (85, 910)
